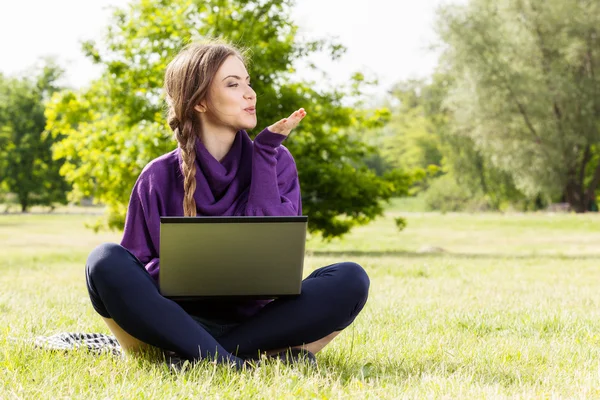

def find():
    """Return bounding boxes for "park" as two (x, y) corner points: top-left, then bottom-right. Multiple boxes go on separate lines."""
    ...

(1, 0), (599, 398)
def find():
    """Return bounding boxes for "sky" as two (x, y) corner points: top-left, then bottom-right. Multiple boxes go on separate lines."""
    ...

(0, 0), (459, 98)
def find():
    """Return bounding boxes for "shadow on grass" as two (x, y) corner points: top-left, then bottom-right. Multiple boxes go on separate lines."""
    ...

(309, 250), (600, 261)
(0, 220), (25, 227)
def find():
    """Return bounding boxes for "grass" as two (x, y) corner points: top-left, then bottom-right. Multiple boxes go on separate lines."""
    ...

(1, 207), (600, 399)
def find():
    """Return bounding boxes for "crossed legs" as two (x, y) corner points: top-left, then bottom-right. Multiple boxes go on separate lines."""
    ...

(86, 243), (369, 365)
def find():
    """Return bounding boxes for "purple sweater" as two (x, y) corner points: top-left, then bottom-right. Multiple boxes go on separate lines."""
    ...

(120, 128), (301, 316)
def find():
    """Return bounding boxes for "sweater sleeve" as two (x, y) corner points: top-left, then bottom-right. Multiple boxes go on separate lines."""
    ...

(120, 170), (162, 281)
(245, 127), (302, 216)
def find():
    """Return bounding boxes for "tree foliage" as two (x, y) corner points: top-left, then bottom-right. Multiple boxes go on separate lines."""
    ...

(45, 0), (397, 237)
(365, 70), (533, 211)
(0, 62), (69, 211)
(437, 0), (600, 212)
(383, 79), (444, 173)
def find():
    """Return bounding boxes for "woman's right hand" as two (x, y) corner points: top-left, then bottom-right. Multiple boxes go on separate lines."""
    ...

(267, 108), (307, 137)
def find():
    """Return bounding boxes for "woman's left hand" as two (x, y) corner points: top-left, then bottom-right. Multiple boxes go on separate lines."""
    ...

(268, 108), (307, 137)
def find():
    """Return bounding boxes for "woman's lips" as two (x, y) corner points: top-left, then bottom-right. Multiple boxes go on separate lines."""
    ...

(244, 107), (256, 114)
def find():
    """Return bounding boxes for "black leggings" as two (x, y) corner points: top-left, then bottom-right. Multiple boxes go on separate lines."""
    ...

(85, 243), (369, 367)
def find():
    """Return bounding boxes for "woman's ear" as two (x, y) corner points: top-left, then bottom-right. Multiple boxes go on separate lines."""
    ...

(194, 104), (206, 113)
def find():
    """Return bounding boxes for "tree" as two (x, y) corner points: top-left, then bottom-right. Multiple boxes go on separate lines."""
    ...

(419, 72), (529, 209)
(437, 0), (600, 212)
(382, 79), (444, 173)
(45, 0), (396, 237)
(366, 71), (530, 210)
(0, 62), (70, 212)
(354, 79), (444, 197)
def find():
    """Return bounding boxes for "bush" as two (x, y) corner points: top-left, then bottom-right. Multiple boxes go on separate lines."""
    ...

(422, 174), (491, 212)
(394, 216), (408, 231)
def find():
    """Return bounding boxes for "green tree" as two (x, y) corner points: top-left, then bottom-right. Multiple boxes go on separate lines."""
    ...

(356, 79), (444, 197)
(368, 72), (529, 210)
(0, 62), (70, 212)
(440, 133), (531, 210)
(45, 0), (397, 237)
(437, 0), (600, 212)
(382, 79), (444, 173)
(423, 72), (529, 209)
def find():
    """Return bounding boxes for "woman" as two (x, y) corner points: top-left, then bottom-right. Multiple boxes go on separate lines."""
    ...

(85, 40), (370, 369)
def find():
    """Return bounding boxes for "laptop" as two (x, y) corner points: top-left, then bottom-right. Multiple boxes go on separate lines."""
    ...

(159, 216), (308, 300)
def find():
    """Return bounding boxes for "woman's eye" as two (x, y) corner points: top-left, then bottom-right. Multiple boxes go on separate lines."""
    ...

(228, 83), (239, 88)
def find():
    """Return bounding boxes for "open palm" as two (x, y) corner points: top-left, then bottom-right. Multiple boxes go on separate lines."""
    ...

(268, 108), (307, 137)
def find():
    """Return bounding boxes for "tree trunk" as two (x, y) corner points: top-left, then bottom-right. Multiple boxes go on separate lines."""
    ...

(566, 153), (600, 213)
(565, 180), (586, 213)
(19, 193), (29, 213)
(583, 158), (600, 211)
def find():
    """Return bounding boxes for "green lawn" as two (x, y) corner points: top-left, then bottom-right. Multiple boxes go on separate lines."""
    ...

(1, 208), (599, 399)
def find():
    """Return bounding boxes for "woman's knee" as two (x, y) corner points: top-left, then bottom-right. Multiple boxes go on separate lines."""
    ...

(86, 242), (131, 283)
(337, 262), (370, 300)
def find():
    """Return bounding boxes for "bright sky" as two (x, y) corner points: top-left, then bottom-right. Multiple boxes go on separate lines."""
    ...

(0, 0), (460, 98)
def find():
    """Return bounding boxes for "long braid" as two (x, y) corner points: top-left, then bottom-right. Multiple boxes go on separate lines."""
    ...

(164, 40), (246, 217)
(179, 118), (197, 217)
(167, 107), (197, 217)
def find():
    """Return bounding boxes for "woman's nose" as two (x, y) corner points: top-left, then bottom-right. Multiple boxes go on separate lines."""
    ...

(244, 85), (256, 99)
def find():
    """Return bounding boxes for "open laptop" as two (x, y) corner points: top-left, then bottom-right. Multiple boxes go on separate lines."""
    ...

(159, 216), (308, 300)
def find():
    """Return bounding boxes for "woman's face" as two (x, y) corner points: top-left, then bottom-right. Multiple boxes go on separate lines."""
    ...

(197, 55), (257, 132)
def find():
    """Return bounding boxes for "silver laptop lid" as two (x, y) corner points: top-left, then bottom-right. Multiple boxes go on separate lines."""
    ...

(159, 216), (308, 298)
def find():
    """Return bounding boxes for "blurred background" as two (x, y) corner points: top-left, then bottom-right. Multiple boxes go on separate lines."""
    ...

(1, 0), (598, 239)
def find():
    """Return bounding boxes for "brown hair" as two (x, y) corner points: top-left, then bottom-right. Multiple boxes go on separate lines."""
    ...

(164, 40), (246, 216)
